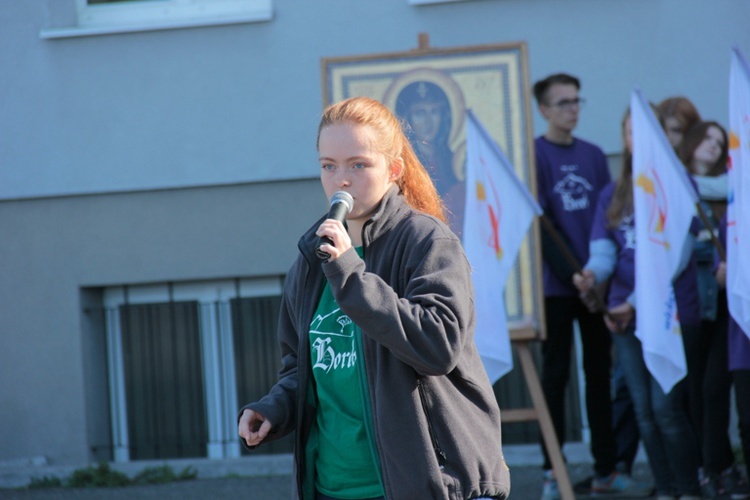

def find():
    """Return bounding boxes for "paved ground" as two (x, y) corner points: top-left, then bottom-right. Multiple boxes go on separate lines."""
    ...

(0, 444), (655, 499)
(0, 464), (657, 499)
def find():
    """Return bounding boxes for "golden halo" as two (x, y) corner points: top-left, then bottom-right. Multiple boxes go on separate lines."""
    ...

(382, 67), (466, 152)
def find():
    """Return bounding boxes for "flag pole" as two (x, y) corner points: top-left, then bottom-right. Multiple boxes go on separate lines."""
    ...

(694, 202), (727, 261)
(539, 215), (583, 273)
(539, 214), (610, 315)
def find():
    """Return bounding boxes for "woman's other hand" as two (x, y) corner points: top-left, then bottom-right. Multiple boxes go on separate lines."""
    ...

(715, 261), (727, 288)
(604, 302), (634, 333)
(573, 269), (595, 293)
(238, 409), (272, 447)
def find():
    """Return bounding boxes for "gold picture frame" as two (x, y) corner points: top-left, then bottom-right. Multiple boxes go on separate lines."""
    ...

(321, 38), (545, 341)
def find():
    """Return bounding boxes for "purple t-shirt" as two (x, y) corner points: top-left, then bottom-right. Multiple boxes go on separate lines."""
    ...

(717, 215), (750, 370)
(535, 136), (611, 296)
(590, 182), (701, 328)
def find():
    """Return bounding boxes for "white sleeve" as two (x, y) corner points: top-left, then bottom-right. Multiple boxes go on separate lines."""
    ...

(694, 173), (728, 201)
(584, 238), (617, 284)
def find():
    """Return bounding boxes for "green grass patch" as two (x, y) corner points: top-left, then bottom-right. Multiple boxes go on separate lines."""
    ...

(26, 462), (197, 489)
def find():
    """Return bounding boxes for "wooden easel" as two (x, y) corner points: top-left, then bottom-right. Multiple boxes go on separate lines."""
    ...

(502, 337), (575, 500)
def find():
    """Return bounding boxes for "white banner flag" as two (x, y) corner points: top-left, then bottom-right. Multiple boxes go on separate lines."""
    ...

(728, 46), (750, 339)
(631, 88), (700, 393)
(463, 110), (542, 383)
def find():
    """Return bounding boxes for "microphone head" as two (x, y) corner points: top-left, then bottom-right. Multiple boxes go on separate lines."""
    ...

(329, 191), (354, 213)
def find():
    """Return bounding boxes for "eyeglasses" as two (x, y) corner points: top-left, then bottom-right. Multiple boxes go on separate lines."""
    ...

(546, 97), (586, 110)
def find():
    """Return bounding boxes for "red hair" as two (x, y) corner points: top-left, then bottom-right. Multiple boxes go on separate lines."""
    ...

(657, 97), (701, 137)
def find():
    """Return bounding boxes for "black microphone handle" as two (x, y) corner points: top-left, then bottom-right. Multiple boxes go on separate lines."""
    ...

(327, 199), (351, 223)
(315, 236), (335, 260)
(315, 200), (351, 260)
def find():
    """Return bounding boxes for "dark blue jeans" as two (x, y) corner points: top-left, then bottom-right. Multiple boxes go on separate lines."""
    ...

(611, 357), (640, 473)
(611, 326), (701, 497)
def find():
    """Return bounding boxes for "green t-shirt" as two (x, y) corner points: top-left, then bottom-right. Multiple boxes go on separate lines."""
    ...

(309, 250), (383, 499)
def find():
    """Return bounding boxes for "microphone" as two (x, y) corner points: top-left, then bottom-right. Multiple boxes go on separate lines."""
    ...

(315, 191), (354, 260)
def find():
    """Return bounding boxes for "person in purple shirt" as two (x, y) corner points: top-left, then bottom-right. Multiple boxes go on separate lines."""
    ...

(575, 107), (702, 499)
(714, 214), (750, 498)
(532, 73), (624, 499)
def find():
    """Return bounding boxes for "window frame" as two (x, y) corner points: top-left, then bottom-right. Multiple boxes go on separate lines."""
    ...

(41, 0), (272, 39)
(408, 0), (468, 4)
(103, 278), (283, 462)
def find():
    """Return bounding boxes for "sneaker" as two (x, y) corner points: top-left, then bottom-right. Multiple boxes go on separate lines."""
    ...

(591, 470), (652, 497)
(701, 473), (723, 499)
(541, 469), (560, 500)
(731, 482), (750, 500)
(614, 460), (633, 476)
(721, 466), (750, 500)
(702, 466), (750, 500)
(573, 474), (593, 495)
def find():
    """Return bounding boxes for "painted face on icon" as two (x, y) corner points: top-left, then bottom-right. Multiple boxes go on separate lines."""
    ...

(408, 101), (444, 144)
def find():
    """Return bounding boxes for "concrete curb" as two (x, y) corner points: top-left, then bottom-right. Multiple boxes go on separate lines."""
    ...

(0, 442), (648, 489)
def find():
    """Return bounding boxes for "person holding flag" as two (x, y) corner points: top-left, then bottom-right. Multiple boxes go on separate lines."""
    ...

(677, 120), (739, 497)
(709, 45), (750, 500)
(711, 214), (750, 499)
(574, 102), (702, 499)
(532, 73), (623, 499)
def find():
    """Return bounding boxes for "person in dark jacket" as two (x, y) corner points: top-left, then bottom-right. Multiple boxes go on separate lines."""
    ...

(238, 96), (510, 500)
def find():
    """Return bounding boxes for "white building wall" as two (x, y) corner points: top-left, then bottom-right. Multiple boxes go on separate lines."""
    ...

(0, 0), (747, 466)
(1, 0), (747, 199)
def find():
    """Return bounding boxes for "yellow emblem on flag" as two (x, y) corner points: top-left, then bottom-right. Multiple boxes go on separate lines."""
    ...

(635, 173), (655, 195)
(475, 181), (486, 201)
(635, 172), (669, 248)
(475, 180), (502, 259)
(729, 131), (740, 150)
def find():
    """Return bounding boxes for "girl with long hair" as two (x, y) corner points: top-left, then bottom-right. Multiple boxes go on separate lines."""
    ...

(239, 96), (509, 500)
(678, 121), (743, 497)
(574, 107), (702, 500)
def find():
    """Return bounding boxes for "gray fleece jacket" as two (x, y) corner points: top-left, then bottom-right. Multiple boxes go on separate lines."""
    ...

(242, 186), (510, 500)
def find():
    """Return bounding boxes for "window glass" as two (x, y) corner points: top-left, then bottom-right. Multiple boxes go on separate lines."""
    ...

(76, 0), (272, 30)
(87, 0), (158, 4)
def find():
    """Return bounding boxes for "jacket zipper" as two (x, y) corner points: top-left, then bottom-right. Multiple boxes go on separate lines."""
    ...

(354, 328), (386, 496)
(416, 377), (447, 468)
(350, 244), (385, 496)
(297, 247), (325, 499)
